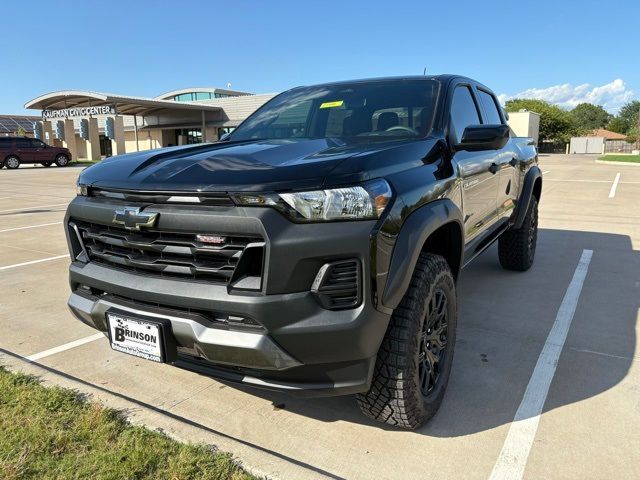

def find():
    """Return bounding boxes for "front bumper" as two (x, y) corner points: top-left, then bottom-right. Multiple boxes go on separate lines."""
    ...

(65, 197), (391, 395)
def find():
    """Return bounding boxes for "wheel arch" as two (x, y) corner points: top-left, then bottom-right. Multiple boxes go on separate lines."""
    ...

(381, 199), (464, 310)
(3, 153), (21, 162)
(513, 166), (542, 229)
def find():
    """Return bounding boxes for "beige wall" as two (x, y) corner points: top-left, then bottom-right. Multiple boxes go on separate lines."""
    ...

(508, 111), (540, 145)
(124, 130), (163, 153)
(161, 130), (175, 147)
(67, 126), (223, 159)
(76, 136), (87, 159)
(205, 127), (218, 142)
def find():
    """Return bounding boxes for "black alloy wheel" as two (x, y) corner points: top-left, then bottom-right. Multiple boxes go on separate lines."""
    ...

(419, 288), (449, 396)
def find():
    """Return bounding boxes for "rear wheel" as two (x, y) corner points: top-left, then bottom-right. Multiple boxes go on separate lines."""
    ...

(55, 154), (69, 167)
(4, 155), (20, 169)
(498, 197), (538, 271)
(356, 253), (457, 429)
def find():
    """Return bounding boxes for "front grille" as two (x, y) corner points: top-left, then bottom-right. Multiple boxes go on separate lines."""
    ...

(313, 259), (361, 310)
(71, 220), (262, 284)
(89, 188), (234, 206)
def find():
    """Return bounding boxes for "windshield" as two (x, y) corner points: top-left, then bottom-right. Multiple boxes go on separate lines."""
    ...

(230, 79), (440, 142)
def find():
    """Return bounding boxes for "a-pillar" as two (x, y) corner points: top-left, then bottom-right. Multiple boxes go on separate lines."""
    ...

(111, 116), (125, 155)
(42, 120), (54, 145)
(86, 117), (101, 161)
(63, 119), (78, 160)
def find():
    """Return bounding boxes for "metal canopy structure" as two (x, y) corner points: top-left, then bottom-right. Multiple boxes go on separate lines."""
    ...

(24, 90), (222, 117)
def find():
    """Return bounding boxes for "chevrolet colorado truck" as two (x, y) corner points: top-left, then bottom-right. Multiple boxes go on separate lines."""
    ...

(65, 75), (541, 429)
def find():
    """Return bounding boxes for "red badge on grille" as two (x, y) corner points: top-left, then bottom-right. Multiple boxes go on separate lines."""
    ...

(196, 234), (227, 245)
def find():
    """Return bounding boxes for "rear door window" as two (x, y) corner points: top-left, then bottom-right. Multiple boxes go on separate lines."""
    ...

(477, 89), (503, 125)
(0, 138), (12, 149)
(16, 138), (32, 148)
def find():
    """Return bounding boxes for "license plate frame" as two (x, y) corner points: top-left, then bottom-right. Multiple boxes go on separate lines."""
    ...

(106, 310), (176, 363)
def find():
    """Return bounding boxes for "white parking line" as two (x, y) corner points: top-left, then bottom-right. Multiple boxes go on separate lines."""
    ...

(0, 222), (62, 233)
(608, 173), (621, 198)
(0, 203), (68, 214)
(0, 254), (69, 271)
(489, 249), (593, 480)
(25, 333), (105, 362)
(542, 170), (550, 175)
(545, 179), (610, 183)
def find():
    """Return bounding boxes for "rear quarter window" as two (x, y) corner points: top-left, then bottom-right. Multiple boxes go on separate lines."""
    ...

(0, 138), (12, 149)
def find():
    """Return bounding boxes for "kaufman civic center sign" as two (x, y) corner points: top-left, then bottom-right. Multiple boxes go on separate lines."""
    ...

(42, 104), (117, 120)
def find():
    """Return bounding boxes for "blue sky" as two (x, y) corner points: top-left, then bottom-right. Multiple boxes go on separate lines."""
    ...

(2, 0), (638, 114)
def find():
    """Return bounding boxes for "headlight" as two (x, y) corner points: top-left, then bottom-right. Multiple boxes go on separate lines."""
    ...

(76, 184), (88, 196)
(233, 179), (392, 222)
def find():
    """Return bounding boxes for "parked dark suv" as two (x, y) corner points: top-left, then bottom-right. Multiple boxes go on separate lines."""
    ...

(0, 137), (72, 169)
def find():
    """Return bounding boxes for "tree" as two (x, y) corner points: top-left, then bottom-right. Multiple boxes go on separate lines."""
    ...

(17, 126), (26, 137)
(607, 116), (627, 134)
(615, 100), (640, 134)
(505, 98), (575, 142)
(570, 103), (611, 133)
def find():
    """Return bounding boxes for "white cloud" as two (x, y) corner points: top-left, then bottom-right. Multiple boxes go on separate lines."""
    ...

(499, 79), (634, 112)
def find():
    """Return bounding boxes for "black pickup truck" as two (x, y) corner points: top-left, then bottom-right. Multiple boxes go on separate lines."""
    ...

(66, 75), (541, 429)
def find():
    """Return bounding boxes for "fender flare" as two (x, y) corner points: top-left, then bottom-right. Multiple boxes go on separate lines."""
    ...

(513, 166), (542, 229)
(381, 198), (464, 310)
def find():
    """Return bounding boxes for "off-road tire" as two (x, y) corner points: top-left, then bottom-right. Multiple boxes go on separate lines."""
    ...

(55, 154), (70, 167)
(4, 155), (20, 169)
(498, 197), (538, 271)
(356, 253), (457, 429)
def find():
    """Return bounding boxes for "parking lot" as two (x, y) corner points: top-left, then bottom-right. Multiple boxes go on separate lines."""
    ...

(0, 154), (638, 480)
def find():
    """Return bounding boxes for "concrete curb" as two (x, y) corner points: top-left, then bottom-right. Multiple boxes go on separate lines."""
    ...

(595, 160), (640, 167)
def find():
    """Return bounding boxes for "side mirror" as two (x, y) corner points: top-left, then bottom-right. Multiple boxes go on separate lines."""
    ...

(219, 133), (231, 141)
(456, 124), (510, 151)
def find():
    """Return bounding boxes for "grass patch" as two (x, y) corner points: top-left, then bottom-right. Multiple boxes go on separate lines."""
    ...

(72, 160), (99, 166)
(0, 366), (254, 480)
(598, 155), (640, 163)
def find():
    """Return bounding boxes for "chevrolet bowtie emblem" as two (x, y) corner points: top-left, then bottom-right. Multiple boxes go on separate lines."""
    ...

(113, 207), (158, 231)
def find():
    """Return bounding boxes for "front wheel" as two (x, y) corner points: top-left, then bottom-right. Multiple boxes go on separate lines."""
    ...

(356, 253), (457, 429)
(55, 154), (70, 167)
(4, 155), (20, 169)
(498, 197), (538, 271)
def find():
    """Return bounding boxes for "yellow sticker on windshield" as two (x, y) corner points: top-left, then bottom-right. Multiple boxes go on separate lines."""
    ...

(320, 100), (344, 109)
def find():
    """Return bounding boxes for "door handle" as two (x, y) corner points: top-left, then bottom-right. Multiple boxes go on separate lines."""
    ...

(509, 157), (518, 167)
(488, 163), (500, 174)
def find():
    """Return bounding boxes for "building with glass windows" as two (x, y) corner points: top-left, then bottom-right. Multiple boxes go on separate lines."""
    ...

(21, 87), (276, 160)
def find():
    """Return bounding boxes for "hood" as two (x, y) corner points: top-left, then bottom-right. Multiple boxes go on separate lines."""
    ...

(79, 137), (439, 192)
